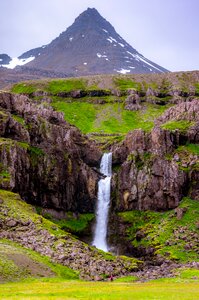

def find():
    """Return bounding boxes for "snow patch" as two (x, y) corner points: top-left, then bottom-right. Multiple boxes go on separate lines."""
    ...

(126, 51), (163, 72)
(2, 56), (35, 69)
(105, 58), (109, 61)
(42, 45), (46, 48)
(103, 29), (108, 33)
(0, 59), (2, 62)
(118, 43), (124, 47)
(115, 68), (131, 74)
(136, 54), (163, 72)
(129, 66), (135, 69)
(113, 44), (117, 47)
(83, 62), (87, 65)
(107, 38), (113, 43)
(126, 51), (136, 57)
(109, 36), (118, 43)
(82, 34), (85, 37)
(69, 37), (73, 42)
(97, 53), (107, 58)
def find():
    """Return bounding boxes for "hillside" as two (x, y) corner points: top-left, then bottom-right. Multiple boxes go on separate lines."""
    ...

(0, 71), (198, 284)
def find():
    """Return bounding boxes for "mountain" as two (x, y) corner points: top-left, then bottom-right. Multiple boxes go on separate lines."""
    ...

(0, 8), (168, 75)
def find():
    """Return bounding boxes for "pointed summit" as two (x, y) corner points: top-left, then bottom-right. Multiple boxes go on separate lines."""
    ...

(1, 8), (169, 74)
(74, 7), (110, 27)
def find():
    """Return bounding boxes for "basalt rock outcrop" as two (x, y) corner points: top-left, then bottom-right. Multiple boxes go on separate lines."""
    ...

(0, 92), (102, 213)
(111, 99), (199, 211)
(0, 90), (198, 214)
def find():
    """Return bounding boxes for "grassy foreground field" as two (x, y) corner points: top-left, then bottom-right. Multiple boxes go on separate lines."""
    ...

(0, 279), (199, 300)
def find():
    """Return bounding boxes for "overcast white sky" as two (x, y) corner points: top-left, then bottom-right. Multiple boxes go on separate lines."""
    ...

(0, 0), (198, 71)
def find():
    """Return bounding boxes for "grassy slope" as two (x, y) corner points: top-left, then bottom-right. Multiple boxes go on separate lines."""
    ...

(0, 190), (79, 282)
(10, 77), (172, 136)
(119, 197), (199, 262)
(0, 240), (78, 283)
(52, 101), (168, 134)
(41, 210), (94, 235)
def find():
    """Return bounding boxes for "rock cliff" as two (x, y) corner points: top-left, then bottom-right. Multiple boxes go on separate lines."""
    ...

(0, 90), (198, 214)
(0, 92), (102, 213)
(111, 99), (199, 211)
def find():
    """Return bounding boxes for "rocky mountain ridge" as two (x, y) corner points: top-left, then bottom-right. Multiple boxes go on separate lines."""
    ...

(0, 8), (168, 76)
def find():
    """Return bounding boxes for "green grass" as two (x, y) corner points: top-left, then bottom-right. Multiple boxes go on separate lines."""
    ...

(195, 83), (199, 95)
(114, 78), (141, 91)
(177, 143), (199, 156)
(11, 79), (87, 95)
(0, 279), (198, 299)
(52, 101), (168, 134)
(47, 79), (86, 94)
(11, 114), (25, 125)
(11, 83), (37, 94)
(0, 189), (69, 238)
(52, 102), (96, 133)
(119, 197), (199, 262)
(43, 212), (94, 234)
(161, 120), (195, 132)
(114, 275), (138, 282)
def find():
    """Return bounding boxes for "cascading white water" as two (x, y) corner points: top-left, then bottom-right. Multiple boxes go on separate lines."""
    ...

(92, 152), (112, 252)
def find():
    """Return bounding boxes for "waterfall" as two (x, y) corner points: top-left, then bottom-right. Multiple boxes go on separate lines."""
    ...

(92, 152), (112, 252)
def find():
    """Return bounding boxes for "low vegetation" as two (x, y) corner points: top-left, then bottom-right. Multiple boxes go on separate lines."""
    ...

(113, 77), (141, 91)
(40, 210), (94, 235)
(52, 101), (169, 134)
(0, 240), (78, 283)
(119, 197), (199, 262)
(161, 120), (195, 132)
(0, 279), (198, 299)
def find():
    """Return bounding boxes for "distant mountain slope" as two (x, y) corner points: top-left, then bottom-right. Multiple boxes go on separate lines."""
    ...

(0, 8), (168, 75)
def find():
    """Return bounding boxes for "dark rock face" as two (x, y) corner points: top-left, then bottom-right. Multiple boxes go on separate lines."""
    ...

(0, 92), (102, 213)
(0, 54), (12, 66)
(111, 122), (199, 211)
(1, 8), (168, 75)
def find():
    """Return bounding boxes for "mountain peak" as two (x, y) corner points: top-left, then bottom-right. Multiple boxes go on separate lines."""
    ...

(72, 7), (111, 30)
(0, 8), (169, 75)
(80, 7), (101, 17)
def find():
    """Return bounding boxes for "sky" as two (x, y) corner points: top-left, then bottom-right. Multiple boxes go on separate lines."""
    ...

(0, 0), (199, 72)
